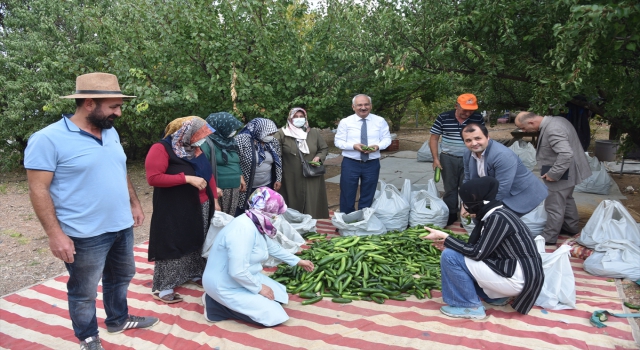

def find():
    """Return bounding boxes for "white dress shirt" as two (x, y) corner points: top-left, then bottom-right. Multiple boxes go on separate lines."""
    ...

(471, 149), (487, 177)
(334, 113), (392, 160)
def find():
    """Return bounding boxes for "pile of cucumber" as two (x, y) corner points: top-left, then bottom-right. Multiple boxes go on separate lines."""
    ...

(272, 224), (469, 305)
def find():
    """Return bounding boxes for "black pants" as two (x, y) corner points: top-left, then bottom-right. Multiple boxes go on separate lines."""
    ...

(203, 293), (270, 327)
(440, 153), (465, 219)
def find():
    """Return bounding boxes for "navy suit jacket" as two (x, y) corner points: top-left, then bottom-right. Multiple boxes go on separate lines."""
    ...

(463, 139), (548, 215)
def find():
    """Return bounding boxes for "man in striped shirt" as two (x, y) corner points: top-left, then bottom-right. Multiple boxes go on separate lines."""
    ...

(429, 94), (485, 226)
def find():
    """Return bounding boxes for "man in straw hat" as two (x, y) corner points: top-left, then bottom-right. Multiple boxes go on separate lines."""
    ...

(429, 93), (486, 226)
(24, 73), (159, 350)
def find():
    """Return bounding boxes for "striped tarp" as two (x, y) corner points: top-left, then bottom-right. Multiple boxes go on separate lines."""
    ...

(1, 217), (637, 349)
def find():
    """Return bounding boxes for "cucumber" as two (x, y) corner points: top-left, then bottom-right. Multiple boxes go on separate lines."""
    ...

(301, 296), (323, 305)
(299, 292), (318, 299)
(624, 301), (640, 310)
(331, 298), (352, 303)
(434, 167), (441, 183)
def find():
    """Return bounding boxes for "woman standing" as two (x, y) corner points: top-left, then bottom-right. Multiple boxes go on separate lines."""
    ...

(145, 117), (220, 303)
(201, 188), (315, 326)
(235, 118), (282, 216)
(274, 108), (329, 219)
(202, 112), (246, 215)
(422, 177), (544, 319)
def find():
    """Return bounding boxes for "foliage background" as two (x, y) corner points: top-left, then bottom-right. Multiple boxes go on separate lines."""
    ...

(1, 0), (638, 170)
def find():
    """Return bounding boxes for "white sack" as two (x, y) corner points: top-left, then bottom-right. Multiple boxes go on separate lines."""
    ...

(332, 208), (387, 236)
(281, 208), (317, 234)
(509, 140), (537, 171)
(263, 216), (306, 267)
(575, 153), (613, 195)
(583, 240), (640, 280)
(417, 142), (441, 162)
(520, 200), (547, 237)
(534, 245), (576, 310)
(409, 189), (449, 228)
(202, 211), (235, 258)
(577, 200), (640, 249)
(371, 181), (410, 231)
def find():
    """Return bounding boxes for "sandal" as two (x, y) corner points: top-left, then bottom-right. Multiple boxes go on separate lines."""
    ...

(184, 279), (203, 288)
(152, 292), (183, 304)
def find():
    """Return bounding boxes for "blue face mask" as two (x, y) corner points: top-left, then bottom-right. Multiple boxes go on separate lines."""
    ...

(261, 135), (274, 143)
(292, 118), (306, 128)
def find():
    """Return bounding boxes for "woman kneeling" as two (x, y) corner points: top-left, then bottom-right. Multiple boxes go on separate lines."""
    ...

(422, 177), (544, 319)
(201, 187), (314, 326)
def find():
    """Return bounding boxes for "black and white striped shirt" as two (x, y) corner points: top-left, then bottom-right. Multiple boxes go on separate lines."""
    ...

(444, 207), (544, 314)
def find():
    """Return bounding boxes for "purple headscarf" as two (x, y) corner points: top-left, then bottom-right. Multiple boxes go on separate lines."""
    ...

(245, 187), (287, 238)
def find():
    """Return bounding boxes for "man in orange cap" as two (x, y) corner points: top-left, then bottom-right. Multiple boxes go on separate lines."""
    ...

(429, 94), (485, 226)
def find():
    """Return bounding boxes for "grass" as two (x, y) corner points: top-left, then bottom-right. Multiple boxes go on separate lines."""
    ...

(0, 184), (7, 194)
(29, 260), (40, 266)
(2, 229), (30, 245)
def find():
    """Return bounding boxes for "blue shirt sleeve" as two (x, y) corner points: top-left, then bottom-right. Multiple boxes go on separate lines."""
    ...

(24, 132), (57, 172)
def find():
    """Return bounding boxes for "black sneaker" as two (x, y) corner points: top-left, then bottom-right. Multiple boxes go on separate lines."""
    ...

(79, 336), (104, 350)
(106, 315), (160, 334)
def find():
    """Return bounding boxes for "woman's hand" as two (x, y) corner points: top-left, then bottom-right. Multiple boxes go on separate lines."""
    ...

(239, 176), (247, 192)
(259, 284), (275, 300)
(421, 226), (449, 241)
(216, 187), (223, 198)
(312, 157), (320, 163)
(460, 205), (475, 219)
(214, 198), (221, 212)
(274, 182), (282, 191)
(185, 175), (207, 190)
(297, 260), (315, 272)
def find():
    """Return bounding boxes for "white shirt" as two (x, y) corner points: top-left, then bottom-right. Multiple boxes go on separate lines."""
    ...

(334, 113), (392, 160)
(471, 150), (487, 177)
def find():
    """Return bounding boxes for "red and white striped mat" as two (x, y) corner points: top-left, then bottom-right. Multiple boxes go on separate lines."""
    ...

(1, 217), (637, 349)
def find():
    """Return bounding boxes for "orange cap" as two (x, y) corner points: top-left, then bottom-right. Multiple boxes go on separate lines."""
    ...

(457, 93), (478, 110)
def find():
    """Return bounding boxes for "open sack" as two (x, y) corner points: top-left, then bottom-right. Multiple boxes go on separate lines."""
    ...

(263, 216), (306, 267)
(417, 141), (440, 162)
(371, 180), (410, 231)
(534, 245), (576, 310)
(281, 208), (317, 234)
(332, 208), (387, 236)
(577, 200), (640, 249)
(583, 240), (640, 280)
(202, 211), (235, 258)
(509, 140), (537, 171)
(575, 153), (613, 195)
(520, 200), (547, 237)
(409, 187), (449, 228)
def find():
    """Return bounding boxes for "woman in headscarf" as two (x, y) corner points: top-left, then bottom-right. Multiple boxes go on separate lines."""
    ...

(201, 187), (315, 326)
(274, 108), (329, 219)
(145, 116), (220, 303)
(202, 112), (246, 215)
(421, 177), (544, 319)
(235, 118), (283, 216)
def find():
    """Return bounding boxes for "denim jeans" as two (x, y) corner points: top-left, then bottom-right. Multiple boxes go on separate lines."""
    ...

(339, 158), (380, 214)
(65, 227), (136, 340)
(440, 248), (503, 308)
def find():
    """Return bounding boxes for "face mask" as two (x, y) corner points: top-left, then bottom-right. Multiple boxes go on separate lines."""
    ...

(261, 135), (274, 143)
(191, 139), (206, 147)
(228, 130), (237, 138)
(292, 118), (306, 128)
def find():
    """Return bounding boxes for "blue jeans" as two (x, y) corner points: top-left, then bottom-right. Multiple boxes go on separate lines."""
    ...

(440, 248), (503, 308)
(339, 158), (380, 214)
(65, 227), (136, 340)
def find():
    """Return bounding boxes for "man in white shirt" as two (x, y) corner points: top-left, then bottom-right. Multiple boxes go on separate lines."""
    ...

(334, 94), (392, 213)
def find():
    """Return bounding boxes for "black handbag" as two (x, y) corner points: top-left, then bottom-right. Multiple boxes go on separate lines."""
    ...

(298, 151), (325, 177)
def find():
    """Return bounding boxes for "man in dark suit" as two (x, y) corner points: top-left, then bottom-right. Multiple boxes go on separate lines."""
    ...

(460, 123), (548, 219)
(515, 112), (592, 245)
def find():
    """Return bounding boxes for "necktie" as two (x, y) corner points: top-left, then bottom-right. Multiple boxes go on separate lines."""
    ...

(361, 118), (368, 161)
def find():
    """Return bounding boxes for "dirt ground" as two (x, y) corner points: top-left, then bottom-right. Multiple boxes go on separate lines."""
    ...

(1, 123), (639, 324)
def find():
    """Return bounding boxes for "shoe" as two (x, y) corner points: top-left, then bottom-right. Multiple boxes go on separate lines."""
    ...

(153, 292), (183, 304)
(559, 228), (579, 237)
(545, 241), (557, 246)
(440, 305), (487, 320)
(484, 297), (513, 306)
(79, 336), (104, 350)
(185, 278), (204, 288)
(106, 315), (160, 334)
(201, 293), (217, 323)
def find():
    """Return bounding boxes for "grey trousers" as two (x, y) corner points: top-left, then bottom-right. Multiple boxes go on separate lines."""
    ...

(440, 153), (465, 218)
(542, 186), (580, 243)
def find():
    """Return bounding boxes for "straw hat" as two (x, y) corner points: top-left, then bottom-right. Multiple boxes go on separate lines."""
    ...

(61, 72), (136, 99)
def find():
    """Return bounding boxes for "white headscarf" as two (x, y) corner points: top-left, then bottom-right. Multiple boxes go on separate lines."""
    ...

(282, 107), (310, 154)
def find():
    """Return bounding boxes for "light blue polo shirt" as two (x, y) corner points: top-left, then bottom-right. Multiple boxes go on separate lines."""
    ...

(24, 116), (133, 238)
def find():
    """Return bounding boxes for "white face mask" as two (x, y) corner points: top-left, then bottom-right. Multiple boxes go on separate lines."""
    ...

(261, 135), (274, 143)
(228, 130), (237, 138)
(292, 118), (306, 128)
(191, 139), (206, 147)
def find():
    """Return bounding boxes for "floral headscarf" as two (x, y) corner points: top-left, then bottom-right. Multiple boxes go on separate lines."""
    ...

(282, 107), (310, 154)
(238, 118), (282, 167)
(245, 187), (287, 238)
(162, 116), (214, 180)
(205, 112), (244, 164)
